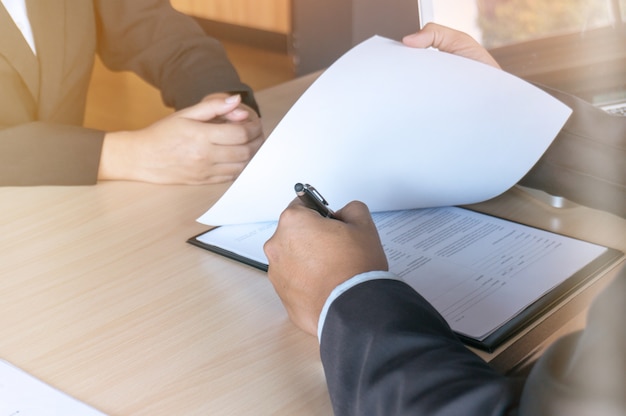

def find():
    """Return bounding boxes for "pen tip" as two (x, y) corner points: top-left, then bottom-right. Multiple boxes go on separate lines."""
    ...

(294, 183), (304, 192)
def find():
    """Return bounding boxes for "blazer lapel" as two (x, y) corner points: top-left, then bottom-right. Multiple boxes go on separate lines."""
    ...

(27, 0), (67, 117)
(0, 3), (39, 101)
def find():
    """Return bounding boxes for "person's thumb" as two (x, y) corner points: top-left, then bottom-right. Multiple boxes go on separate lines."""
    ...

(177, 94), (243, 122)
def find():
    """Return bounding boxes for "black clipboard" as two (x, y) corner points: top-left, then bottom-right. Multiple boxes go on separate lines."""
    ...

(188, 228), (269, 272)
(187, 214), (624, 352)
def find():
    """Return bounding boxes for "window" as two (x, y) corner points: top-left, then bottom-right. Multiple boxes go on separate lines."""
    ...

(421, 0), (626, 104)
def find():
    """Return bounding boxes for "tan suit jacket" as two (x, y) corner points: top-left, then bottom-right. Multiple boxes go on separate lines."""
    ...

(0, 0), (256, 185)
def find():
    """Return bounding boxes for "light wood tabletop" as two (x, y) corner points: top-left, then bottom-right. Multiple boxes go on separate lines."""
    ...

(1, 73), (624, 415)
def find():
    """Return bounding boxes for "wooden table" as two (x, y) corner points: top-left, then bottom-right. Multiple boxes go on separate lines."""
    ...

(1, 73), (624, 415)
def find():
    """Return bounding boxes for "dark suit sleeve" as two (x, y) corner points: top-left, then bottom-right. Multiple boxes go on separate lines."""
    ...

(320, 269), (626, 416)
(519, 85), (625, 218)
(93, 0), (259, 114)
(320, 279), (522, 416)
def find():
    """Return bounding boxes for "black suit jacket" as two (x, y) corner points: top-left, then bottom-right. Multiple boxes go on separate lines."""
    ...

(321, 278), (522, 416)
(0, 0), (257, 186)
(321, 266), (625, 416)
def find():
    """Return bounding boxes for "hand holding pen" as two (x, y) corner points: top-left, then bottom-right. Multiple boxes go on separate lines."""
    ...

(263, 183), (388, 336)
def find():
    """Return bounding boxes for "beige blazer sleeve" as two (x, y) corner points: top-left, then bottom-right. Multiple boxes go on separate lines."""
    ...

(94, 0), (258, 113)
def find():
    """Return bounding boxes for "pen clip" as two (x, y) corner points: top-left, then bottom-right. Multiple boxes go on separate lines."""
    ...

(305, 185), (329, 206)
(294, 183), (335, 218)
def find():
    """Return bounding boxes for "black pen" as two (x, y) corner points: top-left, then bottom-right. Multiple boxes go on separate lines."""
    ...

(294, 183), (336, 218)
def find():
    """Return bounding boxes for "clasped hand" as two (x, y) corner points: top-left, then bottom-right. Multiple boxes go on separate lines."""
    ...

(99, 93), (264, 184)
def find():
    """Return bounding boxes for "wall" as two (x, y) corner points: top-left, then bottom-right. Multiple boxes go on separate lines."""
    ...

(291, 0), (420, 75)
(170, 0), (421, 76)
(170, 0), (291, 34)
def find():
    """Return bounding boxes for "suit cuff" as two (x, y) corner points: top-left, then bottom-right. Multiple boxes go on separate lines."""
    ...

(317, 270), (402, 342)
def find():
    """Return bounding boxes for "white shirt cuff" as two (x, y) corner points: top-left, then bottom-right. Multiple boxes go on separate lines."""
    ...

(317, 270), (401, 342)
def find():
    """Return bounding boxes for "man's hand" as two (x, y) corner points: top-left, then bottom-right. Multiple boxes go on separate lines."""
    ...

(264, 199), (388, 336)
(98, 94), (264, 184)
(403, 23), (501, 69)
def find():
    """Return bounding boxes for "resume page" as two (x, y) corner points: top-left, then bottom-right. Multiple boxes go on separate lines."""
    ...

(373, 207), (606, 339)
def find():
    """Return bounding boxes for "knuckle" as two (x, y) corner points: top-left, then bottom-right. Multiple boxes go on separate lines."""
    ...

(278, 207), (299, 225)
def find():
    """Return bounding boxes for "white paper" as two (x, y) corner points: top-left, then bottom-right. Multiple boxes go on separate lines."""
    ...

(198, 35), (572, 226)
(195, 207), (608, 340)
(197, 222), (276, 265)
(0, 360), (106, 415)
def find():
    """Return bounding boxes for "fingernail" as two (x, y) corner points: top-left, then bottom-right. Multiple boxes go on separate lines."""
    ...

(231, 109), (248, 118)
(225, 95), (241, 104)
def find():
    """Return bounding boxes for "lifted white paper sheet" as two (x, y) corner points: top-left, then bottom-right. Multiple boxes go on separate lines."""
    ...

(198, 36), (572, 226)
